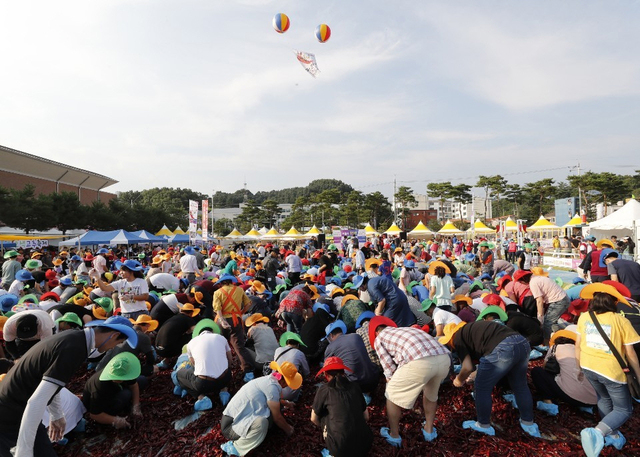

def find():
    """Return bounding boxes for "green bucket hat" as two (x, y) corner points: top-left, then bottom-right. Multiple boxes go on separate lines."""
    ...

(24, 259), (40, 269)
(99, 352), (141, 382)
(279, 331), (307, 347)
(162, 289), (177, 295)
(391, 268), (401, 280)
(333, 265), (340, 275)
(419, 299), (435, 312)
(192, 318), (221, 339)
(554, 277), (564, 287)
(343, 282), (355, 290)
(18, 294), (38, 305)
(284, 278), (292, 287)
(524, 243), (534, 249)
(94, 297), (114, 314)
(469, 280), (485, 293)
(477, 305), (508, 322)
(56, 312), (83, 328)
(478, 241), (490, 248)
(406, 281), (420, 295)
(138, 253), (146, 260)
(3, 250), (19, 259)
(274, 284), (288, 295)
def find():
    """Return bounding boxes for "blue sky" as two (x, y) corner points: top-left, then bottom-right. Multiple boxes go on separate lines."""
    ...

(1, 1), (638, 199)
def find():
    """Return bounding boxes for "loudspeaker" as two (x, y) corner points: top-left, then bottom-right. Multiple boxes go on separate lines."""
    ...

(400, 231), (407, 241)
(317, 234), (326, 246)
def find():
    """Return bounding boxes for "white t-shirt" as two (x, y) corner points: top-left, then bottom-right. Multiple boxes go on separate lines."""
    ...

(470, 297), (488, 313)
(432, 307), (462, 327)
(92, 256), (108, 274)
(149, 273), (180, 292)
(180, 255), (199, 274)
(187, 332), (230, 378)
(8, 280), (24, 296)
(111, 278), (149, 313)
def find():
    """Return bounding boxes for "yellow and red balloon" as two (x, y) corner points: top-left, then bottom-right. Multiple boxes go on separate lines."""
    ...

(273, 13), (290, 34)
(315, 24), (331, 43)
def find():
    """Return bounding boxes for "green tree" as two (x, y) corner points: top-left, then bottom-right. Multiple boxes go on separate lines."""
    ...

(521, 178), (556, 222)
(213, 218), (233, 237)
(261, 199), (282, 228)
(363, 191), (392, 229)
(394, 186), (418, 229)
(4, 185), (52, 233)
(50, 192), (85, 234)
(450, 184), (473, 222)
(235, 199), (264, 232)
(426, 182), (454, 221)
(504, 184), (523, 217)
(85, 201), (115, 230)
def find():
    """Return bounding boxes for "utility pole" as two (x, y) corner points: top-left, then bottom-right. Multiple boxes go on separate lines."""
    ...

(211, 190), (215, 237)
(393, 176), (397, 223)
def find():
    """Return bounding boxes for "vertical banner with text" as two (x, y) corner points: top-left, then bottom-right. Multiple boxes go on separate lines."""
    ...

(201, 200), (209, 243)
(189, 200), (199, 244)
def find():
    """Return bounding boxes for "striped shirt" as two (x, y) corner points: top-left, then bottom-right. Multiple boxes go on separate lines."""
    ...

(374, 327), (449, 380)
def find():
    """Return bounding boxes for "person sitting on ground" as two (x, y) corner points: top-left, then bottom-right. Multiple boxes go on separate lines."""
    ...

(440, 320), (541, 438)
(82, 352), (143, 430)
(274, 331), (310, 401)
(175, 319), (232, 410)
(371, 316), (451, 447)
(311, 356), (373, 457)
(530, 326), (596, 416)
(300, 303), (334, 364)
(155, 302), (199, 369)
(324, 320), (380, 405)
(420, 299), (462, 337)
(220, 361), (301, 457)
(245, 313), (280, 377)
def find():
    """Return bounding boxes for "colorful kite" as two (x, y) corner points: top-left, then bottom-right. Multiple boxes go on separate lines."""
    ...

(293, 50), (320, 78)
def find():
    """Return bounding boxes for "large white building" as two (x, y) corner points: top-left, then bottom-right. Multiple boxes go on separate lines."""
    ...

(210, 203), (293, 227)
(410, 194), (492, 221)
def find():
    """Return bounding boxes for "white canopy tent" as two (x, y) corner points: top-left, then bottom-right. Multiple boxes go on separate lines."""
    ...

(587, 199), (640, 259)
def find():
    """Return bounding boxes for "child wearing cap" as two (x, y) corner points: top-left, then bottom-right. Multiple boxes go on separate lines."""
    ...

(311, 356), (373, 457)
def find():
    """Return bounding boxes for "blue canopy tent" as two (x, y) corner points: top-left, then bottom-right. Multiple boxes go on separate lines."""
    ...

(168, 233), (203, 244)
(63, 230), (150, 246)
(131, 230), (168, 244)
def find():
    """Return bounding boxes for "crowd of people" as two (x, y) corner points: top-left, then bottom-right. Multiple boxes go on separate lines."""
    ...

(0, 233), (639, 457)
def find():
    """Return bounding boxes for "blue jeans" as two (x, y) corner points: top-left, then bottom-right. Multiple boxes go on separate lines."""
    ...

(583, 370), (633, 435)
(474, 334), (533, 425)
(122, 310), (150, 320)
(543, 296), (570, 342)
(281, 312), (303, 333)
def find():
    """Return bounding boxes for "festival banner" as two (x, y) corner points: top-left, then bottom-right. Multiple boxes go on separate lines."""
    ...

(188, 200), (199, 244)
(16, 239), (49, 249)
(201, 199), (209, 243)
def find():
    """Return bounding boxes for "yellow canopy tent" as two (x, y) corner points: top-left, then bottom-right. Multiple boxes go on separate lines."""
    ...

(528, 216), (560, 231)
(173, 226), (186, 235)
(563, 214), (588, 228)
(305, 225), (321, 236)
(364, 223), (380, 236)
(155, 225), (173, 237)
(245, 228), (261, 238)
(408, 221), (433, 237)
(282, 226), (305, 240)
(438, 220), (464, 235)
(261, 227), (281, 239)
(470, 220), (495, 234)
(384, 223), (402, 235)
(225, 228), (243, 238)
(504, 217), (519, 232)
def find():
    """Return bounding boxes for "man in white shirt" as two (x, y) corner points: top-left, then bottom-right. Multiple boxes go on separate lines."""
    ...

(176, 319), (232, 410)
(93, 248), (109, 275)
(179, 246), (202, 285)
(285, 250), (302, 285)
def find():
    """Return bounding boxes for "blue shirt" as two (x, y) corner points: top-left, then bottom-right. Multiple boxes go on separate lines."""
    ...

(223, 375), (281, 437)
(565, 284), (586, 301)
(325, 333), (379, 385)
(367, 275), (416, 327)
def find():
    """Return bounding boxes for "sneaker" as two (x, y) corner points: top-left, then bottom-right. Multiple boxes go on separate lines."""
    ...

(380, 427), (402, 448)
(194, 396), (213, 411)
(321, 449), (332, 457)
(453, 364), (462, 374)
(581, 428), (605, 457)
(87, 362), (97, 370)
(173, 386), (184, 396)
(219, 391), (231, 407)
(171, 370), (179, 386)
(503, 393), (518, 409)
(536, 401), (558, 416)
(604, 432), (626, 450)
(520, 421), (541, 438)
(363, 393), (371, 405)
(220, 441), (240, 456)
(422, 423), (437, 442)
(579, 406), (594, 414)
(534, 345), (549, 353)
(243, 372), (254, 383)
(462, 420), (495, 436)
(56, 438), (68, 446)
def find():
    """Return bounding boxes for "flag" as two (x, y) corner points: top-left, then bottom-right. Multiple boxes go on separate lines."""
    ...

(293, 50), (320, 78)
(188, 200), (199, 244)
(201, 199), (209, 243)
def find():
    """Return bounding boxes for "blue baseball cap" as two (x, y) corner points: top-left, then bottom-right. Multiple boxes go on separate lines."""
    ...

(313, 303), (333, 317)
(324, 320), (347, 337)
(355, 311), (375, 329)
(86, 315), (138, 348)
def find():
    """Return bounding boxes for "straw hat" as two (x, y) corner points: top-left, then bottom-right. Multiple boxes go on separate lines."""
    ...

(269, 361), (303, 390)
(179, 303), (201, 317)
(129, 314), (159, 332)
(245, 313), (269, 327)
(438, 322), (466, 346)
